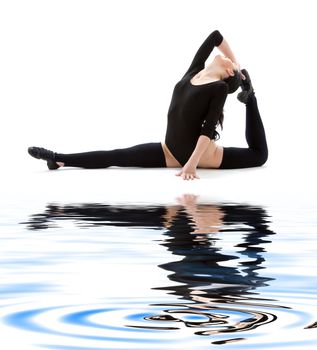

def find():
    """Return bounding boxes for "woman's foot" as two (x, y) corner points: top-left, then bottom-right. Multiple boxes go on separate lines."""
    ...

(28, 146), (62, 170)
(237, 69), (254, 104)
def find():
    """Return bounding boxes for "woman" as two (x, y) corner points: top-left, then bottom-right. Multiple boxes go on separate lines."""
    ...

(28, 29), (268, 180)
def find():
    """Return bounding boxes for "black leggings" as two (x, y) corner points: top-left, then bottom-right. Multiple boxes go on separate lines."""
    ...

(56, 142), (167, 168)
(56, 94), (267, 169)
(219, 93), (268, 169)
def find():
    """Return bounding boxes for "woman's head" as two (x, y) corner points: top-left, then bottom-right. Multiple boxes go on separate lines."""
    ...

(212, 55), (242, 93)
(223, 69), (242, 94)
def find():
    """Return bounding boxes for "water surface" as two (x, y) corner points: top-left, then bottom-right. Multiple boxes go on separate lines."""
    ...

(1, 194), (317, 349)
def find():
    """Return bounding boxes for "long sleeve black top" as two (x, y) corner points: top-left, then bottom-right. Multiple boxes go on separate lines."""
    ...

(164, 30), (229, 166)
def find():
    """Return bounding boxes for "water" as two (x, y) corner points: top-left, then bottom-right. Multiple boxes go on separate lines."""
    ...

(1, 192), (317, 349)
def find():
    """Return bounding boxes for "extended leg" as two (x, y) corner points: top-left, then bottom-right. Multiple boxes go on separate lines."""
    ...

(219, 93), (268, 169)
(55, 142), (167, 169)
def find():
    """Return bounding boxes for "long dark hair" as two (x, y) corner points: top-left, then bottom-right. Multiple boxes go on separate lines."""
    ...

(212, 109), (224, 141)
(212, 69), (241, 140)
(223, 69), (242, 94)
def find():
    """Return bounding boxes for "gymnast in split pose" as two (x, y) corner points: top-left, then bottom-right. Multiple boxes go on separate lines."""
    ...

(28, 29), (268, 180)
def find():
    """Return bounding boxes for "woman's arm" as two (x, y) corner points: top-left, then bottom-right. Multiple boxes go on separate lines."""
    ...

(218, 37), (245, 79)
(175, 135), (210, 180)
(176, 82), (228, 181)
(217, 38), (238, 65)
(182, 29), (224, 77)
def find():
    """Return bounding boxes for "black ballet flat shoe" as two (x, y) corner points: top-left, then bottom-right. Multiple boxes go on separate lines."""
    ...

(237, 69), (254, 104)
(28, 146), (60, 170)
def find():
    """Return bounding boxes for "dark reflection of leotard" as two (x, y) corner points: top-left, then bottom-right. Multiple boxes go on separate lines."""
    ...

(21, 196), (283, 343)
(156, 203), (275, 301)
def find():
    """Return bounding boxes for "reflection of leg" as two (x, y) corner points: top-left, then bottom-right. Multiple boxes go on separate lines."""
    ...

(55, 142), (167, 169)
(219, 94), (268, 169)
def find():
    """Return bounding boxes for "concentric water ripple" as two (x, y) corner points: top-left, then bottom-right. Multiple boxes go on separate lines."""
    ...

(1, 296), (317, 349)
(1, 300), (195, 349)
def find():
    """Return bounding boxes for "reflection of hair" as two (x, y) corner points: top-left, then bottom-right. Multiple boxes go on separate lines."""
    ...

(223, 69), (242, 94)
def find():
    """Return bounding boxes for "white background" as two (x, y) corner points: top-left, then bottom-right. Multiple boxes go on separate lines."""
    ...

(1, 4), (317, 349)
(1, 0), (316, 265)
(0, 0), (316, 176)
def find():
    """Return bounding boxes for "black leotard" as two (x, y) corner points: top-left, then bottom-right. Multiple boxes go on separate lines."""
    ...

(53, 30), (267, 171)
(164, 30), (227, 166)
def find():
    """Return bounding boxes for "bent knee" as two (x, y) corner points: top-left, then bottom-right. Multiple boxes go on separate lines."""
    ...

(255, 149), (268, 167)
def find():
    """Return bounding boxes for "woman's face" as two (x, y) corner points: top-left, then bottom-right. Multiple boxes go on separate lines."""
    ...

(215, 54), (235, 67)
(214, 54), (238, 77)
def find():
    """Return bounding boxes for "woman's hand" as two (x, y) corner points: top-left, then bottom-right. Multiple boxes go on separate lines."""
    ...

(218, 39), (245, 79)
(176, 162), (200, 180)
(233, 61), (246, 80)
(234, 62), (246, 80)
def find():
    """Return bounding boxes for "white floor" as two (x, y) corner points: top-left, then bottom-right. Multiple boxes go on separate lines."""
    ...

(2, 160), (316, 217)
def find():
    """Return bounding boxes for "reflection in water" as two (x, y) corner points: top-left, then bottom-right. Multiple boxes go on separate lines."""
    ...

(22, 195), (283, 345)
(148, 196), (280, 343)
